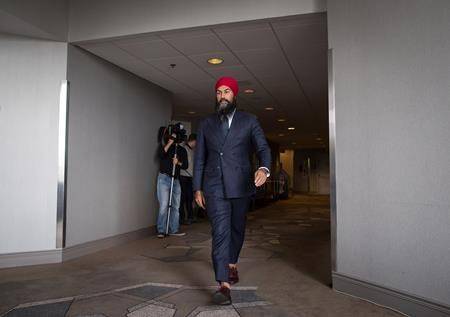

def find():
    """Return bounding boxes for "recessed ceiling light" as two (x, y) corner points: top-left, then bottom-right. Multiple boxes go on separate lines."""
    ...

(265, 107), (274, 111)
(316, 137), (322, 141)
(292, 142), (297, 145)
(288, 127), (295, 130)
(187, 111), (196, 114)
(207, 57), (223, 65)
(244, 89), (255, 94)
(277, 118), (286, 122)
(278, 133), (285, 137)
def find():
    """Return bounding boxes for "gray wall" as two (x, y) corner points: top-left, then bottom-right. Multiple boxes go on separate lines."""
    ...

(328, 0), (450, 305)
(68, 0), (326, 42)
(0, 34), (67, 254)
(66, 45), (171, 247)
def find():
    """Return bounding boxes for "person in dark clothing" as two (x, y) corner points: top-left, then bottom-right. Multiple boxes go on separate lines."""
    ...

(156, 133), (188, 238)
(179, 134), (197, 225)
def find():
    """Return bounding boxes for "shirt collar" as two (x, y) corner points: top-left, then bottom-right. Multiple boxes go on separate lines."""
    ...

(228, 109), (236, 121)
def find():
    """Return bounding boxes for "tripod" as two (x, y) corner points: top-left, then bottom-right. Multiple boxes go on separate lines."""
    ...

(165, 143), (178, 236)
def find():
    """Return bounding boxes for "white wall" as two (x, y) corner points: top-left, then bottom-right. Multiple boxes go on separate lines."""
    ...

(66, 45), (172, 247)
(68, 0), (326, 42)
(0, 34), (67, 254)
(328, 0), (450, 305)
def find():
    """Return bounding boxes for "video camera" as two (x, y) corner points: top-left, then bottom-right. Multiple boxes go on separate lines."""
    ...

(158, 122), (187, 145)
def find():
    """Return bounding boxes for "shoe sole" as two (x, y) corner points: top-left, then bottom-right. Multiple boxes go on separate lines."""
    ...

(212, 293), (232, 305)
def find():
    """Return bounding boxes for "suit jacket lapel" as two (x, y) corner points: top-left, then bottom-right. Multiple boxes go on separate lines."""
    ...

(223, 111), (241, 148)
(207, 115), (225, 148)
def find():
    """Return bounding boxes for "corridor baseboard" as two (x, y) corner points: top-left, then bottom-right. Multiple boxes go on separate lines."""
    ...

(62, 227), (152, 261)
(0, 249), (62, 269)
(332, 272), (450, 317)
(0, 227), (154, 269)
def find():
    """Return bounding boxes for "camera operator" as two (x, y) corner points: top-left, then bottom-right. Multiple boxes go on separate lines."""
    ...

(156, 131), (188, 238)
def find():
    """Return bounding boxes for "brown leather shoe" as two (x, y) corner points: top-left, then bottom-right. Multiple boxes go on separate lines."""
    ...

(212, 286), (232, 305)
(229, 267), (239, 285)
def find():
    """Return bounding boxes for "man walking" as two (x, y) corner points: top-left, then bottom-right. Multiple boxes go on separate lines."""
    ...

(193, 77), (271, 305)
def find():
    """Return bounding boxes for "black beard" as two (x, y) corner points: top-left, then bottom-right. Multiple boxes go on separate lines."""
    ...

(215, 98), (236, 116)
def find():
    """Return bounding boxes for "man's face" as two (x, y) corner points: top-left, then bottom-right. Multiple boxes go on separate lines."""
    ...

(216, 85), (234, 103)
(216, 85), (236, 115)
(188, 140), (196, 148)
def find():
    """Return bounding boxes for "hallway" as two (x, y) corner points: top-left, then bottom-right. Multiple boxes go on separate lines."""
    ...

(0, 196), (402, 316)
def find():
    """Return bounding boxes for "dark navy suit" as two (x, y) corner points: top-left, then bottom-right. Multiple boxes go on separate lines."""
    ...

(193, 111), (271, 282)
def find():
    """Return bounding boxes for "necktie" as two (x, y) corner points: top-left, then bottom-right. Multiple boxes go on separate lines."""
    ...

(220, 115), (229, 138)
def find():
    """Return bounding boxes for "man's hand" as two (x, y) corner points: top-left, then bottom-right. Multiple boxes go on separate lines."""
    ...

(195, 190), (206, 209)
(254, 169), (268, 187)
(164, 137), (175, 153)
(172, 157), (179, 166)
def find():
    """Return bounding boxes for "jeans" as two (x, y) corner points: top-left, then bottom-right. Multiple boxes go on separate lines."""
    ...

(156, 172), (181, 234)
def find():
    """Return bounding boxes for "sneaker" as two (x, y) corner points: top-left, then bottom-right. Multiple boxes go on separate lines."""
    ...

(169, 232), (187, 237)
(157, 233), (165, 238)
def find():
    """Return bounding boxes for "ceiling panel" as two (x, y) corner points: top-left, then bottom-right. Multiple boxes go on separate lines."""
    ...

(272, 14), (326, 39)
(273, 24), (327, 61)
(215, 27), (279, 51)
(114, 39), (182, 60)
(213, 22), (271, 33)
(290, 57), (327, 108)
(205, 65), (254, 81)
(183, 79), (216, 98)
(159, 28), (213, 39)
(163, 33), (228, 55)
(81, 42), (132, 64)
(233, 48), (284, 65)
(146, 55), (212, 84)
(112, 34), (160, 46)
(146, 75), (193, 94)
(245, 59), (292, 80)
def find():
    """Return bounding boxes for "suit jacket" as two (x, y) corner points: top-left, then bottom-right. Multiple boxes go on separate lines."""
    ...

(193, 111), (271, 198)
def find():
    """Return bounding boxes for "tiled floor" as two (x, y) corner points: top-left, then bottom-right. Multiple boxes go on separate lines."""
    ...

(0, 195), (403, 316)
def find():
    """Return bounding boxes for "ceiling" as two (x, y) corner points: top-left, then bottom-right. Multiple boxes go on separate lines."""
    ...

(76, 12), (328, 149)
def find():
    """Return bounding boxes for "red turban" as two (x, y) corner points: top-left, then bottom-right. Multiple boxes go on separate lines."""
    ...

(215, 77), (239, 96)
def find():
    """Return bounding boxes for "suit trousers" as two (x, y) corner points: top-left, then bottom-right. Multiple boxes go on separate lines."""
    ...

(205, 195), (250, 283)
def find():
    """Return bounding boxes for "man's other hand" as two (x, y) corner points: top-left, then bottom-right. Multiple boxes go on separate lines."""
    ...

(172, 157), (179, 166)
(254, 169), (268, 187)
(195, 190), (206, 209)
